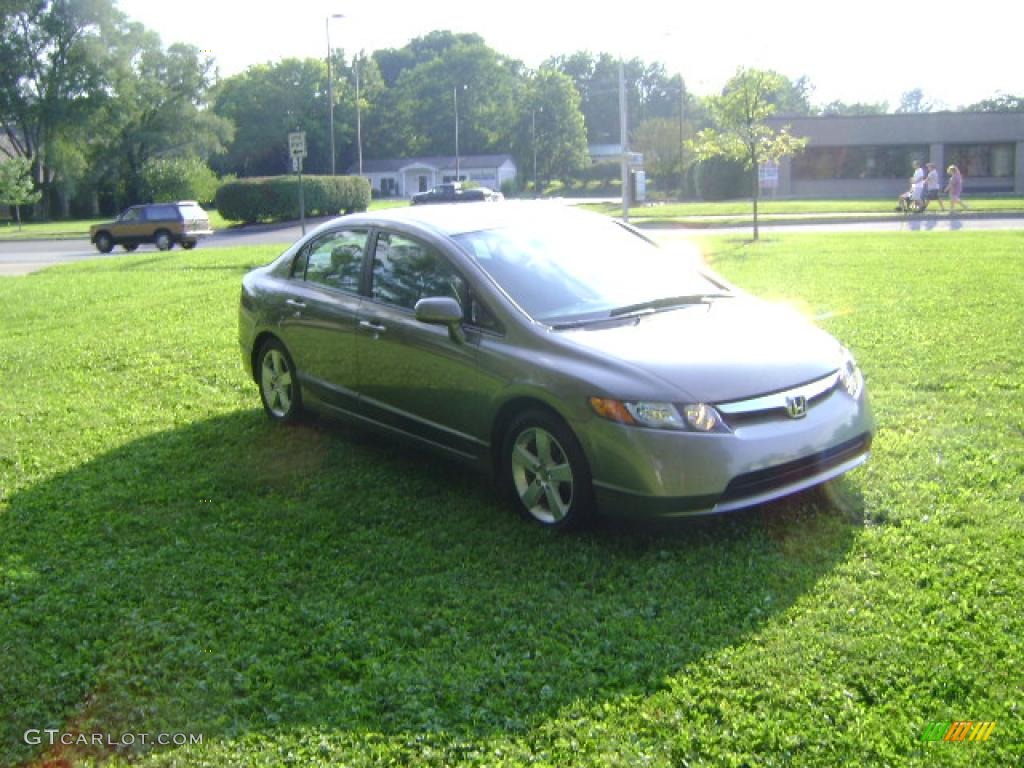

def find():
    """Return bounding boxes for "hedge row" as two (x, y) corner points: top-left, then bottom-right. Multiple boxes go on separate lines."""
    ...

(214, 175), (371, 223)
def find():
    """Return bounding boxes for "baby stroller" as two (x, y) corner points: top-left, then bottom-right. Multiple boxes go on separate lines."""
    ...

(897, 181), (928, 214)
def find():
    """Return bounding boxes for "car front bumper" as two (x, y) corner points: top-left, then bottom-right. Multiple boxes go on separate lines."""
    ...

(580, 387), (875, 518)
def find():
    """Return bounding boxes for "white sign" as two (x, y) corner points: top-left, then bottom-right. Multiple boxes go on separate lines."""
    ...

(759, 161), (779, 189)
(288, 131), (307, 159)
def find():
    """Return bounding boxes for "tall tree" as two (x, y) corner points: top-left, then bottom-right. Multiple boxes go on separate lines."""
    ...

(0, 0), (123, 215)
(963, 93), (1024, 112)
(213, 59), (327, 178)
(896, 88), (933, 114)
(689, 67), (808, 240)
(98, 36), (232, 204)
(510, 69), (588, 188)
(389, 41), (522, 158)
(633, 116), (697, 197)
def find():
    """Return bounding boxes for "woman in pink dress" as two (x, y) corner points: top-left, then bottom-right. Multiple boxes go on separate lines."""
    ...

(945, 165), (968, 212)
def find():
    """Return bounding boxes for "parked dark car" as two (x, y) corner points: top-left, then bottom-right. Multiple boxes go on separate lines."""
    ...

(239, 204), (874, 529)
(89, 201), (213, 253)
(411, 182), (503, 205)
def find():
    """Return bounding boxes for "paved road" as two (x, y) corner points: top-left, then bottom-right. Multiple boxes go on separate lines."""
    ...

(2, 214), (1022, 277)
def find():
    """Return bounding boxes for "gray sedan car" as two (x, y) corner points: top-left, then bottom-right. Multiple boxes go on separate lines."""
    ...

(239, 204), (874, 528)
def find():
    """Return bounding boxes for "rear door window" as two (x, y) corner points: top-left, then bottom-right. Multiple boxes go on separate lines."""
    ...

(145, 205), (178, 221)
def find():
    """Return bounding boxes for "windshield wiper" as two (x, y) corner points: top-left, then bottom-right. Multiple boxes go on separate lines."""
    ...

(608, 293), (732, 317)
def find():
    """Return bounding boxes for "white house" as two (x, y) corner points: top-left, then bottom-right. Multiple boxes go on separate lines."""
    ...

(351, 154), (517, 198)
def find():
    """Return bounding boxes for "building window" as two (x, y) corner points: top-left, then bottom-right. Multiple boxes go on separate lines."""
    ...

(945, 144), (1015, 178)
(793, 145), (929, 180)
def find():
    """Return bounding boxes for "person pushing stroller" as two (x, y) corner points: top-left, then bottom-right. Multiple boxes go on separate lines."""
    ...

(897, 160), (929, 214)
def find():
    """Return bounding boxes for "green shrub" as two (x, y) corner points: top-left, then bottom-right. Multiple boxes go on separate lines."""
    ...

(214, 175), (371, 223)
(141, 157), (220, 206)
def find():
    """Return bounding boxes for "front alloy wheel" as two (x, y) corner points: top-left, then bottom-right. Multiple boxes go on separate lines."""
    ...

(504, 410), (592, 529)
(258, 340), (302, 422)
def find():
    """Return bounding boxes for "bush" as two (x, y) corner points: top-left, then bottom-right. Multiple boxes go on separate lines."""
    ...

(693, 157), (747, 201)
(141, 157), (220, 206)
(214, 175), (371, 223)
(500, 179), (518, 198)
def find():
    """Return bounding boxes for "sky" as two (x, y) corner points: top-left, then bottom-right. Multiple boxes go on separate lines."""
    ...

(116, 0), (1023, 110)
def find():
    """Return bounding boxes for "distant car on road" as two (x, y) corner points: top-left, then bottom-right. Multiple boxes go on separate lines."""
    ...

(411, 182), (503, 205)
(90, 201), (213, 253)
(238, 204), (875, 530)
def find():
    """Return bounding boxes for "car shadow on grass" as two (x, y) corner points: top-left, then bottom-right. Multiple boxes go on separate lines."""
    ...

(1, 410), (863, 765)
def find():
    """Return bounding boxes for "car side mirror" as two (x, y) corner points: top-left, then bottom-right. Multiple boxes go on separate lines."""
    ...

(414, 296), (465, 344)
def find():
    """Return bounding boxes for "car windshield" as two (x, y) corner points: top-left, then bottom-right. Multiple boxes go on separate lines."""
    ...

(453, 215), (723, 325)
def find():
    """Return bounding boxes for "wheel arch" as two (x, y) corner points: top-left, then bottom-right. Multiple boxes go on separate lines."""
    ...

(250, 331), (283, 383)
(489, 395), (576, 478)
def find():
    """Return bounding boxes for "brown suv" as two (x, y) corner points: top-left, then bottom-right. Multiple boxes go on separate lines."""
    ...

(90, 201), (213, 253)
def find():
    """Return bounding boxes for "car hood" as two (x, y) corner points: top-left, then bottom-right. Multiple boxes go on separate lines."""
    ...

(557, 297), (842, 403)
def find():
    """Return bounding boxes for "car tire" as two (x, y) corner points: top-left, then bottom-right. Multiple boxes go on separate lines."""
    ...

(154, 230), (173, 251)
(502, 409), (593, 530)
(122, 243), (138, 252)
(257, 338), (302, 423)
(181, 240), (197, 250)
(95, 232), (114, 253)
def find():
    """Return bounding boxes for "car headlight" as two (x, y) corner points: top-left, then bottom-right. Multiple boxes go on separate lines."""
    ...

(589, 398), (726, 432)
(838, 349), (864, 399)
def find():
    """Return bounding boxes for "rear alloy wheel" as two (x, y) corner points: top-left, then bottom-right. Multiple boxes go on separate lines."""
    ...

(154, 230), (173, 251)
(95, 233), (114, 253)
(504, 409), (592, 529)
(257, 339), (302, 422)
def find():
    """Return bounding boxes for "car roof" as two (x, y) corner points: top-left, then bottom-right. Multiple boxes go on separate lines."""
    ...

(340, 201), (608, 237)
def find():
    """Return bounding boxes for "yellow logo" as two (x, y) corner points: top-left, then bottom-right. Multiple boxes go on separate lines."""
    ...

(921, 721), (996, 742)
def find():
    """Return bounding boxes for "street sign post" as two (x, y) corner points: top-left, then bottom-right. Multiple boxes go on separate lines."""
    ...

(288, 132), (307, 234)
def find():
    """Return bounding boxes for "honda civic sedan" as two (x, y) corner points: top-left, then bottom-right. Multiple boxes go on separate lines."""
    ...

(239, 203), (874, 529)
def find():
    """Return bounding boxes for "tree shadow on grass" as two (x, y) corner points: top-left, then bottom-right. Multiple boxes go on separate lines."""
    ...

(1, 410), (862, 765)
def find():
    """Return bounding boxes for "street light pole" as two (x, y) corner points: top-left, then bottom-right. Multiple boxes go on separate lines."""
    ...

(355, 55), (363, 176)
(326, 13), (344, 176)
(532, 107), (537, 196)
(453, 85), (461, 181)
(619, 58), (629, 223)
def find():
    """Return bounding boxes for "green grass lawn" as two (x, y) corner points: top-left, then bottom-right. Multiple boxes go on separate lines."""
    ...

(582, 196), (1024, 220)
(1, 231), (1021, 766)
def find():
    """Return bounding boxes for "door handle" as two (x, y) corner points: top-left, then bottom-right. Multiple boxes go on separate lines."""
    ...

(359, 320), (387, 334)
(285, 298), (306, 309)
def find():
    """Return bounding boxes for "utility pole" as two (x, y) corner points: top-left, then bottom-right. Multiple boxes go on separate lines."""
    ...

(355, 56), (363, 176)
(532, 107), (538, 196)
(325, 14), (344, 176)
(454, 85), (461, 181)
(619, 58), (629, 223)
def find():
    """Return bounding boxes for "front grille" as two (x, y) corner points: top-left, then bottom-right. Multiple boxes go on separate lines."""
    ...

(719, 433), (872, 502)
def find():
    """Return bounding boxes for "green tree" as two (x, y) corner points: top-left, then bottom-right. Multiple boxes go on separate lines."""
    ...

(0, 0), (124, 216)
(97, 36), (232, 204)
(0, 156), (42, 230)
(896, 88), (933, 114)
(511, 69), (588, 190)
(963, 93), (1024, 112)
(689, 67), (808, 240)
(389, 41), (522, 158)
(817, 100), (889, 116)
(213, 59), (327, 177)
(633, 116), (697, 197)
(141, 156), (219, 204)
